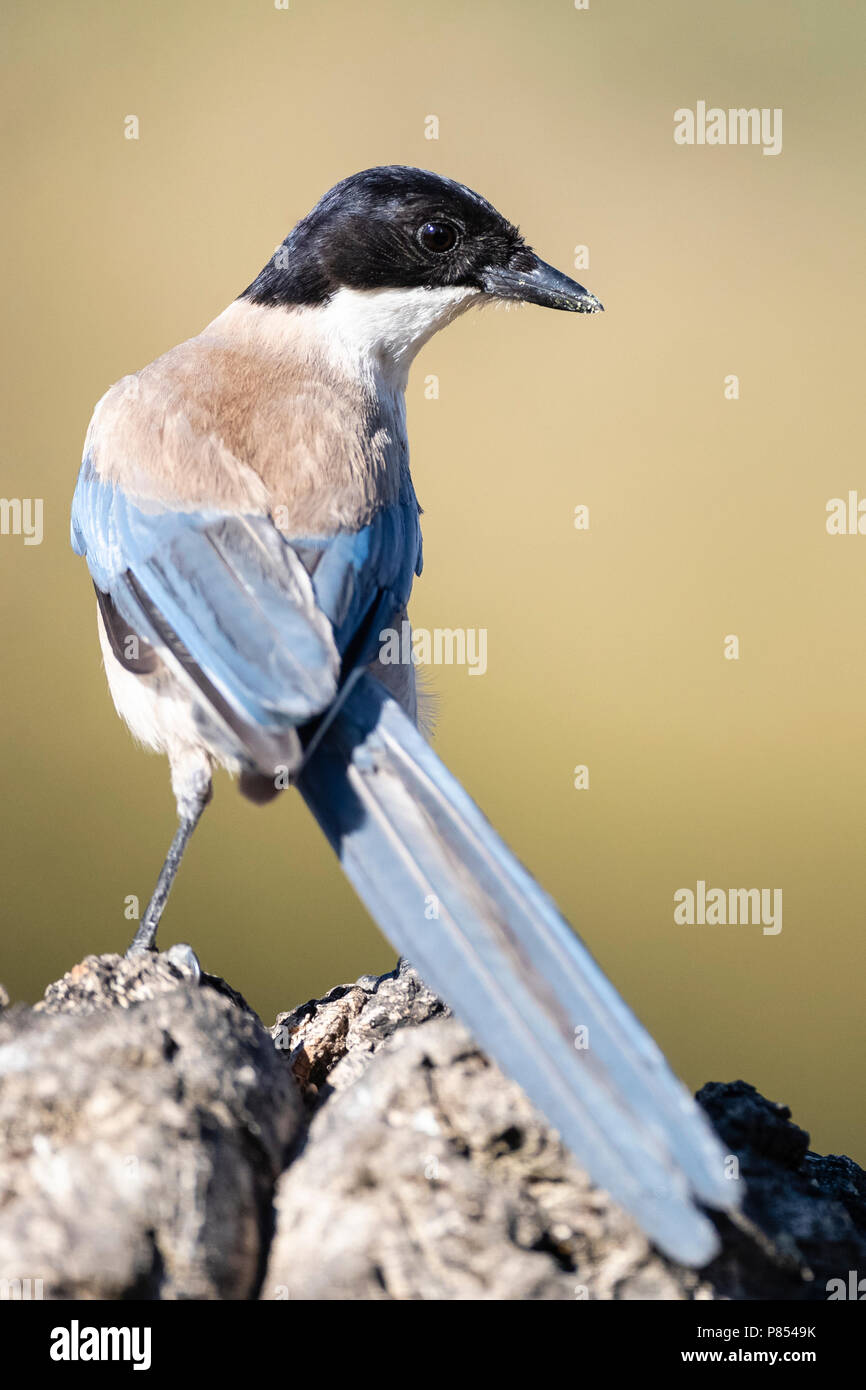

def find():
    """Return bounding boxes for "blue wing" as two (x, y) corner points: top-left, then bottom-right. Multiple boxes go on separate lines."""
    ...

(71, 458), (423, 749)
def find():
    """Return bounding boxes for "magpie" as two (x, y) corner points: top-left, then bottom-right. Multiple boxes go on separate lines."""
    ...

(71, 166), (737, 1265)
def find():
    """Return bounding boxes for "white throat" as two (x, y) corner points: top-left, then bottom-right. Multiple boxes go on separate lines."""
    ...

(305, 284), (481, 389)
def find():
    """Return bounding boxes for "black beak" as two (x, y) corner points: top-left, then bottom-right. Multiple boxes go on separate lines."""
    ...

(482, 254), (603, 313)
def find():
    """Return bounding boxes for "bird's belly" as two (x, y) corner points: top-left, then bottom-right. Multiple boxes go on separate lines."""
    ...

(97, 611), (247, 773)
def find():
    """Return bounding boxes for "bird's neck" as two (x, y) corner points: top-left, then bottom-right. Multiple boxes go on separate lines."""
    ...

(215, 286), (478, 395)
(290, 285), (480, 390)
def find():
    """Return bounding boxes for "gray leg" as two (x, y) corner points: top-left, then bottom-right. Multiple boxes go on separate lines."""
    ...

(127, 795), (208, 955)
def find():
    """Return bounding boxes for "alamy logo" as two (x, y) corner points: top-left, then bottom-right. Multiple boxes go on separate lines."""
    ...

(674, 881), (782, 935)
(50, 1320), (151, 1370)
(379, 621), (487, 676)
(826, 1271), (866, 1300)
(674, 103), (782, 156)
(0, 1277), (43, 1300)
(0, 497), (43, 545)
(826, 492), (866, 535)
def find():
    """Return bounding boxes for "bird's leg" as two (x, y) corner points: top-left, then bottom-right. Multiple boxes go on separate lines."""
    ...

(127, 791), (209, 956)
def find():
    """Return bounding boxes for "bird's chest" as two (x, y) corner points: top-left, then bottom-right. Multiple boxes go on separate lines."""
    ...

(256, 371), (411, 539)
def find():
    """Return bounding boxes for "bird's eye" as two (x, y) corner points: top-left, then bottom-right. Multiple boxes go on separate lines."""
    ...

(416, 221), (459, 254)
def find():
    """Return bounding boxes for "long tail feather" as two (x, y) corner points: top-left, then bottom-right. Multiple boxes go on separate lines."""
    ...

(299, 675), (738, 1266)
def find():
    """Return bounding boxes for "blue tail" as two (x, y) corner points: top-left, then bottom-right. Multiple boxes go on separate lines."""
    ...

(299, 675), (738, 1266)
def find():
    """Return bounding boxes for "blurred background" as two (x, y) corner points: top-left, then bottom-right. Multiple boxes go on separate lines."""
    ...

(1, 1), (864, 1161)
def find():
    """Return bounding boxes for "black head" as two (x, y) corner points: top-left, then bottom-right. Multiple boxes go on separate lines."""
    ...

(242, 166), (602, 314)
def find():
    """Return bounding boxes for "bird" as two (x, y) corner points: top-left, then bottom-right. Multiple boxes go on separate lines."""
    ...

(71, 165), (738, 1266)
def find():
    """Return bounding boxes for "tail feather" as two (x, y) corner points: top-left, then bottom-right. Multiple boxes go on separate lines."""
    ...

(299, 675), (737, 1266)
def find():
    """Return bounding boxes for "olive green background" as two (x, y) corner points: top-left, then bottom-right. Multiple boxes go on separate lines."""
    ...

(2, 1), (864, 1161)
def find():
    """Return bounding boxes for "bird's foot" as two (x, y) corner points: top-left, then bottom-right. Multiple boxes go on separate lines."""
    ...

(124, 938), (201, 985)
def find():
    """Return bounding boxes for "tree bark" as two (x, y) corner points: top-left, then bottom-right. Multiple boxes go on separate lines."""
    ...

(0, 952), (862, 1300)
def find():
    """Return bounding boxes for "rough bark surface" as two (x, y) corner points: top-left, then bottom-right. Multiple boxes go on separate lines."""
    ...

(0, 952), (862, 1300)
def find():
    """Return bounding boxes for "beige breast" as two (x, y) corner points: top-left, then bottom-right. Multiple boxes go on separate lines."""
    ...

(86, 298), (410, 536)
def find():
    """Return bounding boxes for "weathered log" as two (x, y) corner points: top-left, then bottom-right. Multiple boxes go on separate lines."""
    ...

(0, 952), (862, 1300)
